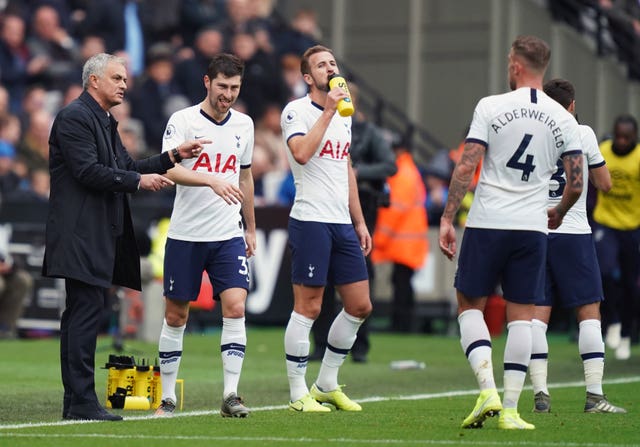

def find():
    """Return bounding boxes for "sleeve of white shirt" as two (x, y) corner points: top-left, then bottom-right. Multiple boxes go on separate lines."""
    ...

(281, 103), (309, 143)
(466, 97), (490, 145)
(558, 112), (584, 158)
(583, 125), (605, 166)
(241, 119), (254, 167)
(162, 111), (186, 153)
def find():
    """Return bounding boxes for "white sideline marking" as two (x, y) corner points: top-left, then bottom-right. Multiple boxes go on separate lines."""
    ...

(1, 433), (639, 447)
(0, 376), (637, 433)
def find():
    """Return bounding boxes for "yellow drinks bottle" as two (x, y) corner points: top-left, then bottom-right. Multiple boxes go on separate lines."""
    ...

(328, 74), (354, 117)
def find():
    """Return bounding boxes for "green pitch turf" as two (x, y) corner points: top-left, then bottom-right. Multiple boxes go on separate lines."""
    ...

(0, 328), (638, 446)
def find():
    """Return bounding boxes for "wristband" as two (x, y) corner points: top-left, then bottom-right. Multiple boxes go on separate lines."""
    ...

(171, 147), (182, 163)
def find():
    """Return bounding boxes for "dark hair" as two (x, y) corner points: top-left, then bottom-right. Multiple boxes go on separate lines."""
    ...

(543, 78), (575, 109)
(511, 35), (550, 73)
(614, 114), (638, 133)
(300, 45), (333, 75)
(207, 53), (244, 80)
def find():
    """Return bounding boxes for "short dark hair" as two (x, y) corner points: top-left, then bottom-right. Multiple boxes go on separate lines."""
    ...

(614, 114), (638, 134)
(207, 53), (244, 80)
(300, 45), (333, 75)
(543, 78), (575, 109)
(512, 35), (550, 73)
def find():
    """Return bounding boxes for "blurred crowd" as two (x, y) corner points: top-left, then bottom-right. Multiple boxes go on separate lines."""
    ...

(0, 0), (324, 207)
(547, 0), (640, 79)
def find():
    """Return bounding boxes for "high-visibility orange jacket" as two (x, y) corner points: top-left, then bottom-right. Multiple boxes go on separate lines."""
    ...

(371, 151), (429, 269)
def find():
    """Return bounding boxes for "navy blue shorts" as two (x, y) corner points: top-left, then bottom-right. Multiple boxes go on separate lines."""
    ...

(288, 218), (368, 286)
(163, 237), (249, 301)
(455, 228), (546, 304)
(542, 233), (603, 308)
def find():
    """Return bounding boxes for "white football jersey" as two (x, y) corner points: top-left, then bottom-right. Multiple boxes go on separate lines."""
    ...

(549, 124), (605, 234)
(465, 87), (582, 233)
(281, 95), (352, 224)
(162, 106), (254, 241)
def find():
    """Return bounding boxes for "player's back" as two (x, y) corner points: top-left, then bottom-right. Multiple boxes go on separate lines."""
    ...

(465, 87), (581, 233)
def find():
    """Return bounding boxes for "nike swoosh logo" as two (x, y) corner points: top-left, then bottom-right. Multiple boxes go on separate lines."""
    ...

(195, 135), (205, 139)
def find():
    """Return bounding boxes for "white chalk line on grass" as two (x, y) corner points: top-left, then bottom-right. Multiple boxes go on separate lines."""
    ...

(1, 433), (639, 447)
(0, 375), (637, 443)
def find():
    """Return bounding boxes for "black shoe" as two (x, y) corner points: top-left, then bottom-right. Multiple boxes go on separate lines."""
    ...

(65, 402), (123, 421)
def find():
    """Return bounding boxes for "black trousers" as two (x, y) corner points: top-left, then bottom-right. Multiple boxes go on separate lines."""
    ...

(390, 263), (415, 333)
(61, 278), (109, 415)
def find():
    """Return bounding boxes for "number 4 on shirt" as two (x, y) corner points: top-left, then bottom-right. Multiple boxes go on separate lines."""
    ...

(506, 133), (535, 181)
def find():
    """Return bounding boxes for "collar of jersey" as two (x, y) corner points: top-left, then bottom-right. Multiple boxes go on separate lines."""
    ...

(200, 108), (232, 126)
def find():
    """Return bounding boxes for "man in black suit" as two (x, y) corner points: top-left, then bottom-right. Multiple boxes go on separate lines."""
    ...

(42, 53), (208, 421)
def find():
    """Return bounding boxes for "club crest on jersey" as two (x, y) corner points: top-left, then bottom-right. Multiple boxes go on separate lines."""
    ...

(285, 110), (296, 123)
(164, 124), (176, 139)
(192, 152), (237, 173)
(236, 135), (241, 149)
(318, 140), (350, 159)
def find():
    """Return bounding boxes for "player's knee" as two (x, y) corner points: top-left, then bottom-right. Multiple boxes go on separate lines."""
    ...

(223, 301), (246, 319)
(346, 301), (372, 319)
(294, 301), (322, 320)
(164, 301), (189, 327)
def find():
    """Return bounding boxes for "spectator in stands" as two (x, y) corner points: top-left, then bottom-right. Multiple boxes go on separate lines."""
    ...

(17, 109), (52, 173)
(547, 0), (589, 32)
(0, 138), (21, 198)
(5, 166), (50, 204)
(423, 149), (453, 226)
(251, 141), (273, 206)
(273, 8), (321, 57)
(602, 0), (640, 79)
(111, 99), (148, 159)
(0, 87), (9, 120)
(281, 53), (307, 100)
(179, 0), (225, 47)
(254, 102), (289, 172)
(0, 13), (48, 114)
(174, 26), (225, 104)
(372, 139), (429, 332)
(62, 83), (84, 106)
(0, 111), (29, 194)
(129, 42), (187, 152)
(0, 112), (30, 198)
(80, 0), (148, 77)
(26, 5), (80, 90)
(230, 31), (288, 120)
(219, 0), (262, 48)
(77, 35), (106, 66)
(251, 104), (288, 205)
(18, 85), (48, 131)
(0, 235), (34, 339)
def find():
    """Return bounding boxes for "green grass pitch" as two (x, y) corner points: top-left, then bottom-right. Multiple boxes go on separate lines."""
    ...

(0, 328), (638, 446)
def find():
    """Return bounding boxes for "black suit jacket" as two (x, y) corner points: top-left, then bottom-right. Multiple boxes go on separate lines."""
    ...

(42, 91), (174, 290)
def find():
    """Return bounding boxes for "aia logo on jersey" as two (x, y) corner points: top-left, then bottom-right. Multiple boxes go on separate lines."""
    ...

(192, 153), (237, 173)
(318, 140), (350, 159)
